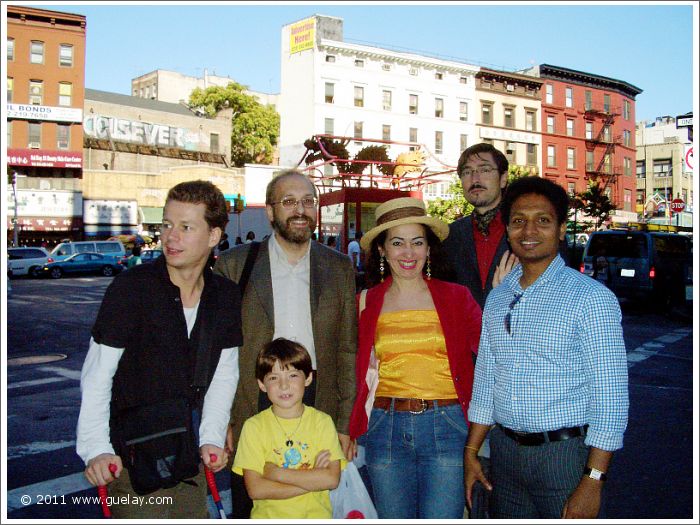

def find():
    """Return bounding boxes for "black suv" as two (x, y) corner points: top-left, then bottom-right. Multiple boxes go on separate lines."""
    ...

(581, 230), (692, 307)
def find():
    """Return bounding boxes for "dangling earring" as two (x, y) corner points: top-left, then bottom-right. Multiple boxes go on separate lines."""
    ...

(426, 255), (432, 280)
(380, 255), (385, 282)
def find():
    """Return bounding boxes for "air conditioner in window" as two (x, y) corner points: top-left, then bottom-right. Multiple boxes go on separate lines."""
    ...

(29, 142), (40, 149)
(506, 84), (515, 92)
(58, 141), (69, 149)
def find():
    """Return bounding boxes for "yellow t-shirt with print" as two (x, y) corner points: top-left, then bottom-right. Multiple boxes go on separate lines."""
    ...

(233, 405), (346, 519)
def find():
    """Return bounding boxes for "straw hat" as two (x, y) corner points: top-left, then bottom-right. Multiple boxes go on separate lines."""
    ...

(360, 197), (449, 251)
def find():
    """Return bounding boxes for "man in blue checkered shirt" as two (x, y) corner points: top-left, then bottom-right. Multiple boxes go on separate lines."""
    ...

(464, 176), (628, 519)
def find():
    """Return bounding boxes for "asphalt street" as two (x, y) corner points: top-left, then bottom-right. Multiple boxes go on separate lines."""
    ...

(3, 275), (696, 520)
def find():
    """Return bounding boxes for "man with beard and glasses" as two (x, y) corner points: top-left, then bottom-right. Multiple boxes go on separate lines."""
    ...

(442, 143), (518, 519)
(214, 170), (357, 518)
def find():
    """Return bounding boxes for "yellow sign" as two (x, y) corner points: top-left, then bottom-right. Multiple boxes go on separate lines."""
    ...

(289, 17), (315, 55)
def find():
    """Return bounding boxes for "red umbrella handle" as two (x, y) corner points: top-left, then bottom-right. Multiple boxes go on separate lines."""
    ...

(206, 454), (227, 519)
(98, 463), (117, 519)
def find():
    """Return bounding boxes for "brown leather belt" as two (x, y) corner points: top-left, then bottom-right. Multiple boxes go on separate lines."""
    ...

(373, 396), (460, 414)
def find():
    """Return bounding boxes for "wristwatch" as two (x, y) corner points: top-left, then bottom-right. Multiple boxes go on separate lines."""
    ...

(584, 467), (608, 481)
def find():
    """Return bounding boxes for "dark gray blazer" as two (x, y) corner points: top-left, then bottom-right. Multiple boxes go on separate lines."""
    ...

(443, 214), (510, 309)
(213, 238), (357, 451)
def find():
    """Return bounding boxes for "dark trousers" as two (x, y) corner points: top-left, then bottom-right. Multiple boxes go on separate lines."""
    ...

(229, 372), (317, 518)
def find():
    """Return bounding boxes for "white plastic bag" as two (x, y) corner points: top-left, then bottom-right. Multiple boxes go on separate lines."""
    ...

(330, 461), (378, 519)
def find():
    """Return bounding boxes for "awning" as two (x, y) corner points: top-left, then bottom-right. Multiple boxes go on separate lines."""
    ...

(140, 206), (163, 224)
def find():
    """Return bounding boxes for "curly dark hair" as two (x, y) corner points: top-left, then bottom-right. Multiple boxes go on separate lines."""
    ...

(364, 226), (454, 288)
(501, 176), (569, 225)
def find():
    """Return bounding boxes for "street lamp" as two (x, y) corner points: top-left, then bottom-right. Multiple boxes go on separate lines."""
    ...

(11, 171), (19, 247)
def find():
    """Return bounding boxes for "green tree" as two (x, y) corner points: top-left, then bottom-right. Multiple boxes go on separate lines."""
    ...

(188, 82), (279, 167)
(574, 181), (617, 230)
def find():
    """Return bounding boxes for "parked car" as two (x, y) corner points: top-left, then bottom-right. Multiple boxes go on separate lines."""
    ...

(50, 240), (127, 263)
(7, 247), (53, 278)
(140, 249), (163, 264)
(41, 252), (125, 279)
(581, 230), (692, 308)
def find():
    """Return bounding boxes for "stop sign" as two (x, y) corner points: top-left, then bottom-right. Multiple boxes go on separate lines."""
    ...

(670, 199), (685, 213)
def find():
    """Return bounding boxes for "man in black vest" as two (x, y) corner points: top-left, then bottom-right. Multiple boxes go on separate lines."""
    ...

(77, 180), (243, 518)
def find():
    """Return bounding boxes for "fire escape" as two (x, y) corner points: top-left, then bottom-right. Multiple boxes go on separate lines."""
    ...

(584, 105), (622, 193)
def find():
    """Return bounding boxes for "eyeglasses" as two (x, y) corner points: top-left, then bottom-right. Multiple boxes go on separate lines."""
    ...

(460, 165), (498, 178)
(504, 293), (523, 336)
(271, 197), (318, 209)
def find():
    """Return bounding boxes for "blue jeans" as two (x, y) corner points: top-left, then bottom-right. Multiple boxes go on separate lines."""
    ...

(358, 402), (468, 519)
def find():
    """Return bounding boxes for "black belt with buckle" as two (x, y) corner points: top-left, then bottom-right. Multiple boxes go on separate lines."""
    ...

(497, 423), (588, 446)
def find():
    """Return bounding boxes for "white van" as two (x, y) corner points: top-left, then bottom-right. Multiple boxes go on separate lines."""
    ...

(50, 240), (127, 261)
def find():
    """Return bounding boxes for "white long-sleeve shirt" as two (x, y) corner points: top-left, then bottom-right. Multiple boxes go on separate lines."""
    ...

(76, 303), (239, 465)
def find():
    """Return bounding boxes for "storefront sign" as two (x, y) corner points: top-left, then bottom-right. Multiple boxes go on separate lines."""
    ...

(7, 149), (83, 168)
(83, 199), (138, 225)
(289, 17), (315, 54)
(7, 103), (83, 123)
(8, 189), (82, 217)
(6, 216), (82, 232)
(83, 115), (201, 151)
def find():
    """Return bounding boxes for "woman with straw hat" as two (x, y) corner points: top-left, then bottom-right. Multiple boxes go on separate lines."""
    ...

(348, 197), (482, 519)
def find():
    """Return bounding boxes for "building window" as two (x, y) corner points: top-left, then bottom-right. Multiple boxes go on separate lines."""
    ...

(459, 76), (467, 84)
(504, 107), (514, 128)
(382, 63), (392, 71)
(7, 77), (13, 102)
(604, 154), (612, 173)
(382, 90), (392, 111)
(409, 127), (418, 150)
(435, 131), (443, 154)
(567, 147), (576, 170)
(505, 142), (516, 164)
(585, 90), (592, 110)
(460, 134), (468, 152)
(434, 98), (444, 118)
(354, 121), (363, 144)
(636, 160), (645, 178)
(459, 101), (468, 121)
(409, 67), (418, 76)
(325, 55), (336, 63)
(547, 115), (555, 134)
(602, 125), (611, 142)
(30, 41), (44, 64)
(525, 110), (536, 131)
(653, 159), (672, 177)
(58, 82), (72, 106)
(566, 119), (574, 137)
(354, 86), (364, 107)
(28, 122), (41, 147)
(409, 94), (418, 115)
(382, 124), (391, 141)
(324, 83), (334, 104)
(435, 71), (443, 80)
(565, 87), (573, 108)
(545, 83), (553, 104)
(623, 99), (631, 120)
(585, 121), (593, 139)
(481, 103), (493, 125)
(568, 182), (576, 195)
(527, 144), (537, 165)
(624, 189), (632, 211)
(586, 151), (594, 171)
(7, 121), (11, 145)
(29, 80), (43, 105)
(324, 118), (334, 135)
(210, 133), (219, 154)
(59, 44), (73, 67)
(57, 124), (70, 150)
(354, 59), (364, 68)
(624, 157), (632, 177)
(547, 145), (556, 167)
(623, 129), (631, 147)
(7, 38), (14, 61)
(603, 94), (611, 113)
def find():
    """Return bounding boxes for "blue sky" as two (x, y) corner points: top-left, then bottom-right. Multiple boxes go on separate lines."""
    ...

(17, 2), (697, 123)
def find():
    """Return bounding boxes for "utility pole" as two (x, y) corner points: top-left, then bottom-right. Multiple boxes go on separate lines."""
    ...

(12, 171), (19, 247)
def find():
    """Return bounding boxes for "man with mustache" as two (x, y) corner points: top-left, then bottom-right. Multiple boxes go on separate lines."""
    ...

(442, 143), (516, 519)
(214, 169), (357, 518)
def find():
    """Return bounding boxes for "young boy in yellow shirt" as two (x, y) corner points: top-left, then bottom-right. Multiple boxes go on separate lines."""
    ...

(232, 338), (346, 518)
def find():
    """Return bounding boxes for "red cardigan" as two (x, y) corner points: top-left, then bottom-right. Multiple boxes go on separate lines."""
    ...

(348, 277), (483, 439)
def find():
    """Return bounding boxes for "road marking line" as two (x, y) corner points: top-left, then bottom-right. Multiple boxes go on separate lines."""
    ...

(8, 377), (68, 389)
(37, 366), (82, 380)
(6, 472), (93, 512)
(8, 440), (76, 460)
